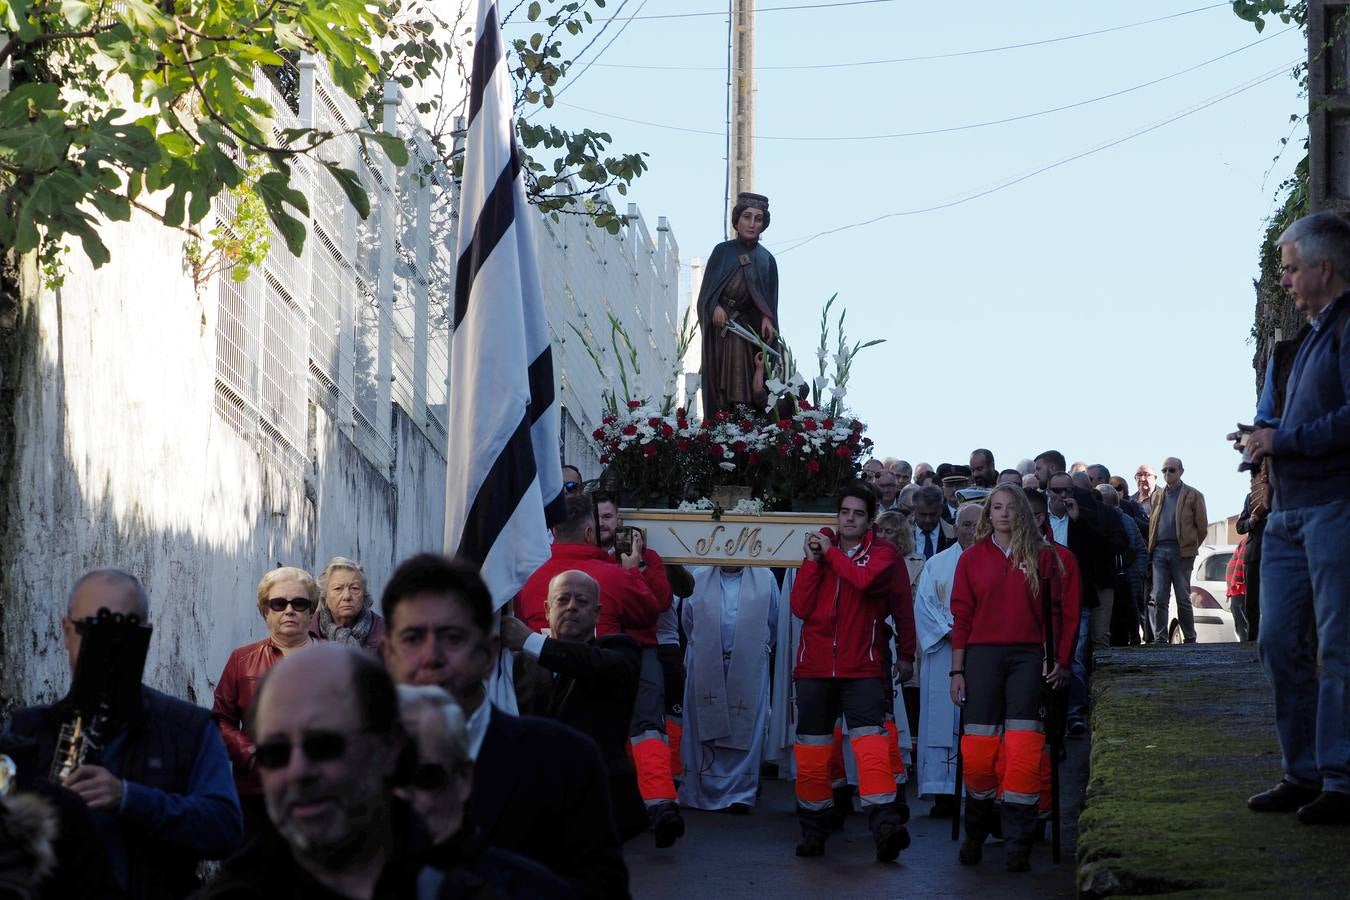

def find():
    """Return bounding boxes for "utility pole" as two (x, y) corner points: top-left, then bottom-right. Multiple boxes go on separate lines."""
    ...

(1309, 1), (1350, 212)
(727, 0), (755, 236)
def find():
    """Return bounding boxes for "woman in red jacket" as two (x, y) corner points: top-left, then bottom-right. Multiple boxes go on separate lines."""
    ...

(211, 566), (318, 835)
(949, 485), (1079, 872)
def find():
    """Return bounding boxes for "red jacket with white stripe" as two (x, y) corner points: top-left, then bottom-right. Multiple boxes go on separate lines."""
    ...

(791, 530), (899, 679)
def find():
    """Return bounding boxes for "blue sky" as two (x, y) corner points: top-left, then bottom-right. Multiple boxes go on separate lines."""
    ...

(511, 1), (1306, 520)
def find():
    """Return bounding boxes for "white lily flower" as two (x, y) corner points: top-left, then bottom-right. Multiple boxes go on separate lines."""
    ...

(766, 377), (788, 396)
(816, 347), (828, 362)
(833, 351), (849, 371)
(813, 375), (829, 393)
(831, 386), (848, 403)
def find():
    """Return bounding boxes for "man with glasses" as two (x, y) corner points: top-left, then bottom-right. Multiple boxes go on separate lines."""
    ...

(875, 469), (902, 511)
(1145, 458), (1208, 645)
(1132, 464), (1158, 509)
(6, 569), (242, 899)
(203, 643), (426, 897)
(562, 463), (585, 496)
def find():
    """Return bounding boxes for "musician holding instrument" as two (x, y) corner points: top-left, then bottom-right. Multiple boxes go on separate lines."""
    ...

(696, 192), (780, 414)
(3, 569), (243, 899)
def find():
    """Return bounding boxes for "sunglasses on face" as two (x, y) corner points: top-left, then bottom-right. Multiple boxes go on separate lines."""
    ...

(1049, 487), (1071, 495)
(563, 481), (582, 494)
(254, 730), (352, 769)
(1161, 467), (1178, 474)
(267, 597), (313, 613)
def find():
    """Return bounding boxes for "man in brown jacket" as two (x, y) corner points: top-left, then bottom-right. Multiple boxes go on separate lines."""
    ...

(1146, 458), (1209, 643)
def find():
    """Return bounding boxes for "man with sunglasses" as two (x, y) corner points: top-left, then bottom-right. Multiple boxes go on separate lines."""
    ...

(1145, 458), (1208, 645)
(5, 569), (243, 899)
(203, 643), (427, 898)
(562, 463), (585, 496)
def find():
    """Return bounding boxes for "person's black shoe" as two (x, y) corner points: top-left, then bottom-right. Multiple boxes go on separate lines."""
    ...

(1066, 720), (1087, 737)
(795, 836), (826, 857)
(873, 823), (910, 862)
(929, 793), (957, 818)
(828, 786), (854, 829)
(958, 837), (983, 866)
(1297, 790), (1350, 825)
(1248, 781), (1321, 813)
(653, 806), (685, 848)
(892, 794), (911, 825)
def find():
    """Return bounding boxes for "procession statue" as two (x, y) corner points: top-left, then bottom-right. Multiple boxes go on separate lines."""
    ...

(697, 192), (780, 414)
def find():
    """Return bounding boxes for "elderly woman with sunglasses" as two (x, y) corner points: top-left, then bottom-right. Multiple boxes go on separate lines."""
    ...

(211, 565), (319, 835)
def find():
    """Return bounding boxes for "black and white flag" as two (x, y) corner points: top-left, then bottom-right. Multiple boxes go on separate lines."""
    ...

(445, 1), (565, 620)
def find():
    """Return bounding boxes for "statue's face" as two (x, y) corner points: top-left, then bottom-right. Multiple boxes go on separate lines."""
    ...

(735, 207), (765, 242)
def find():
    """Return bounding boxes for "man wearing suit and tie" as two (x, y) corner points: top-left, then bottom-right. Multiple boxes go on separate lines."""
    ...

(380, 553), (629, 900)
(911, 485), (956, 562)
(502, 570), (649, 843)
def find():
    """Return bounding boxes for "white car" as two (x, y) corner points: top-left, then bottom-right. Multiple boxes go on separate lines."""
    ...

(1167, 543), (1239, 644)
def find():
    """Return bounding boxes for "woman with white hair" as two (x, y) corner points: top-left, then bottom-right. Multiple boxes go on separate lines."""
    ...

(312, 556), (386, 652)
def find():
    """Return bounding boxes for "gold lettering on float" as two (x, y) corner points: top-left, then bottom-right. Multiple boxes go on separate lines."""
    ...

(694, 525), (764, 558)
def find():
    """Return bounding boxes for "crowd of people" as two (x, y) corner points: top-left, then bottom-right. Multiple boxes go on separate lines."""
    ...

(0, 211), (1345, 898)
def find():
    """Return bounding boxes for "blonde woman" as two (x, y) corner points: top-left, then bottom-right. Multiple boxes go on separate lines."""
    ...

(312, 556), (386, 652)
(948, 486), (1080, 872)
(211, 566), (318, 834)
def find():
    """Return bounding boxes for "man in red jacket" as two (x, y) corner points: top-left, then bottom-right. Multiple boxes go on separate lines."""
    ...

(593, 492), (683, 849)
(517, 492), (682, 846)
(791, 483), (911, 861)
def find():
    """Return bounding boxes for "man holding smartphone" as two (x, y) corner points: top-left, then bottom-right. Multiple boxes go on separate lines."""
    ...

(790, 484), (910, 862)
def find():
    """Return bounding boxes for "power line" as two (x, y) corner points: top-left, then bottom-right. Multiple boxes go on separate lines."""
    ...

(771, 60), (1299, 256)
(509, 0), (902, 24)
(589, 2), (1231, 70)
(555, 25), (1295, 142)
(553, 0), (650, 99)
(554, 0), (636, 76)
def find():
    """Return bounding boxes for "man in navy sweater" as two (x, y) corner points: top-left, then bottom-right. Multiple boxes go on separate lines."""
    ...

(1246, 210), (1350, 826)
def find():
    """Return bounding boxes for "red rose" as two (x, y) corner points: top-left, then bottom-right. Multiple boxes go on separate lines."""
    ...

(676, 407), (687, 418)
(599, 454), (610, 463)
(677, 418), (688, 430)
(848, 433), (861, 445)
(803, 419), (818, 431)
(715, 410), (731, 422)
(835, 446), (851, 458)
(661, 423), (674, 437)
(622, 424), (638, 436)
(709, 444), (724, 458)
(748, 452), (762, 465)
(603, 414), (617, 425)
(733, 440), (748, 453)
(627, 399), (642, 409)
(806, 460), (821, 474)
(677, 438), (690, 451)
(777, 444), (791, 456)
(701, 419), (713, 430)
(799, 399), (813, 410)
(792, 434), (806, 446)
(739, 419), (754, 433)
(643, 444), (658, 457)
(777, 418), (793, 429)
(592, 427), (605, 440)
(822, 418), (835, 430)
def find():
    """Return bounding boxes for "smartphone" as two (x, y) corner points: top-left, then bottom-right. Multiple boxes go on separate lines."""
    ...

(614, 526), (644, 556)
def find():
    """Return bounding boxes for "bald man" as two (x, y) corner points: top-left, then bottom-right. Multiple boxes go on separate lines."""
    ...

(1146, 458), (1208, 644)
(6, 569), (242, 899)
(502, 571), (648, 842)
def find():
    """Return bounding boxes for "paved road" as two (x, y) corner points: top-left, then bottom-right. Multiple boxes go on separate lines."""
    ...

(627, 738), (1086, 899)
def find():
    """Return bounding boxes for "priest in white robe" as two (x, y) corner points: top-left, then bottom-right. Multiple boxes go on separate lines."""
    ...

(914, 502), (982, 814)
(679, 565), (780, 811)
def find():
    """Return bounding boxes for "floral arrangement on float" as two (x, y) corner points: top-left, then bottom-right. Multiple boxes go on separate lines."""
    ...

(583, 294), (884, 512)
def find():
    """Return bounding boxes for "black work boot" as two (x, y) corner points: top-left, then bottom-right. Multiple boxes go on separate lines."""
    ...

(795, 806), (830, 857)
(1002, 802), (1039, 872)
(958, 796), (995, 866)
(651, 802), (685, 849)
(892, 785), (911, 825)
(828, 785), (854, 829)
(868, 803), (910, 862)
